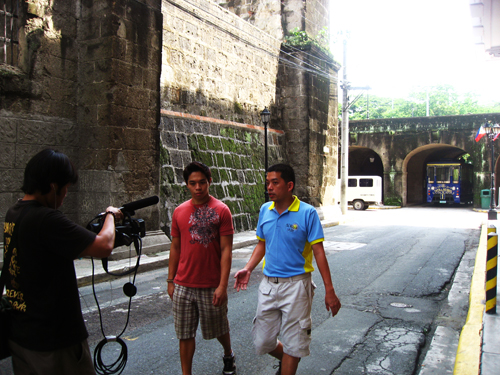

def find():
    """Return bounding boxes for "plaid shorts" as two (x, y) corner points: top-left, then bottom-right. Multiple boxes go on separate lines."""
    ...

(172, 284), (230, 340)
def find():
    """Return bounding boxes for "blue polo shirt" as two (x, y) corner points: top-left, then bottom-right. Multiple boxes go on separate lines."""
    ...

(256, 196), (324, 277)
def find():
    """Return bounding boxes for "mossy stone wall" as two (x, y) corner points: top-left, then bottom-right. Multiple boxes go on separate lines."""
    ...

(159, 114), (285, 235)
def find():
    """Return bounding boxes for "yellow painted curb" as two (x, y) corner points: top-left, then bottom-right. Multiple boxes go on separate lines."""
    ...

(454, 224), (487, 374)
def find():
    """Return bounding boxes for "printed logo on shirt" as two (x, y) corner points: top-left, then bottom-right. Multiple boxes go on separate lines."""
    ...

(188, 204), (220, 247)
(286, 223), (299, 232)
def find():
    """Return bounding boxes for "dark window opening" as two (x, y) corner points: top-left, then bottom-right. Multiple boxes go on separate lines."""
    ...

(0, 0), (20, 66)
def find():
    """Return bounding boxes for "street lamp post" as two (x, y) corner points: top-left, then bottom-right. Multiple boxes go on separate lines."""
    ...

(260, 107), (271, 202)
(483, 123), (500, 220)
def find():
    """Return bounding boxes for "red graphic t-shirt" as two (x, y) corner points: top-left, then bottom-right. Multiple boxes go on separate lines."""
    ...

(171, 196), (234, 288)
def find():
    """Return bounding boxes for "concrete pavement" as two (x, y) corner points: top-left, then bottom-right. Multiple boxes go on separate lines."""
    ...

(453, 220), (500, 375)
(74, 205), (497, 374)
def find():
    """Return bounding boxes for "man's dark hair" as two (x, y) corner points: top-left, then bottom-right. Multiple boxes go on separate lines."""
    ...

(267, 164), (295, 189)
(22, 149), (78, 195)
(183, 161), (212, 183)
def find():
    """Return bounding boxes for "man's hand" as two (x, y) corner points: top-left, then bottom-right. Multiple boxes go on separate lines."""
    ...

(233, 269), (251, 292)
(213, 286), (228, 306)
(167, 282), (175, 300)
(325, 289), (341, 316)
(105, 206), (123, 221)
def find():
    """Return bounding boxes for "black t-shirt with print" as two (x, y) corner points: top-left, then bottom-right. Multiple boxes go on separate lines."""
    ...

(3, 200), (96, 351)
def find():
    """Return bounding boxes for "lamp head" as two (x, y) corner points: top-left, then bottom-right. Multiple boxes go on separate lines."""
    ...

(260, 107), (271, 125)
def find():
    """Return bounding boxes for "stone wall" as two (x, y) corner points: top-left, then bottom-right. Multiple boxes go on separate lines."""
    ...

(159, 0), (283, 235)
(1, 0), (339, 245)
(159, 111), (285, 234)
(1, 0), (82, 223)
(0, 0), (163, 233)
(215, 0), (283, 40)
(76, 0), (162, 227)
(161, 0), (281, 124)
(159, 0), (340, 233)
(218, 0), (329, 38)
(276, 46), (339, 206)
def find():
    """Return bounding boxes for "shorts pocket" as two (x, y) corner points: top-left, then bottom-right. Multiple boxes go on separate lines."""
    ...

(258, 281), (272, 295)
(299, 317), (312, 337)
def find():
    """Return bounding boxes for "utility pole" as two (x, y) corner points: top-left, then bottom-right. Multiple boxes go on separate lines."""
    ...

(339, 38), (370, 216)
(340, 38), (349, 216)
(426, 87), (430, 116)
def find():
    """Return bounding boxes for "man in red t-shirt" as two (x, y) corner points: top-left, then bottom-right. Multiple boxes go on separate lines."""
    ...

(167, 161), (236, 375)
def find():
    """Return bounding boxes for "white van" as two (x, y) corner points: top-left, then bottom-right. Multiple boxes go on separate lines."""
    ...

(346, 176), (383, 210)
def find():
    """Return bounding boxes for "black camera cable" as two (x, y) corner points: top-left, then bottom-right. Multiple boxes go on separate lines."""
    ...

(86, 214), (143, 375)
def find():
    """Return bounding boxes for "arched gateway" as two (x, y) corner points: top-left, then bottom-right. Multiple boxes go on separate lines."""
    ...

(349, 113), (500, 208)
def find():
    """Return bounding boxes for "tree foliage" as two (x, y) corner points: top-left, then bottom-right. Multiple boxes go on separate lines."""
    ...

(340, 85), (500, 120)
(284, 27), (331, 54)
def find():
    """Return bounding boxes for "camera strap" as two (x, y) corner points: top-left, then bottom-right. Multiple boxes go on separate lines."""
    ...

(100, 236), (142, 277)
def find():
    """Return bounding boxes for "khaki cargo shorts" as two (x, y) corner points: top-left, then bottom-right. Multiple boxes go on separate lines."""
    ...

(252, 273), (315, 358)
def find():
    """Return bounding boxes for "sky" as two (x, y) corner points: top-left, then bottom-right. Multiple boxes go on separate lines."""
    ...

(330, 0), (500, 104)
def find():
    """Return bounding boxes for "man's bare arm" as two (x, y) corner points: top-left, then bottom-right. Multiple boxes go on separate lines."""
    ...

(213, 234), (233, 306)
(312, 242), (341, 316)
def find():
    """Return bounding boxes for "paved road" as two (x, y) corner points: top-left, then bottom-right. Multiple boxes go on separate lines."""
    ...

(0, 206), (484, 374)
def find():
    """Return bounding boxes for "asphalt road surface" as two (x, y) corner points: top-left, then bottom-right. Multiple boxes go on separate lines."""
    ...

(0, 206), (484, 375)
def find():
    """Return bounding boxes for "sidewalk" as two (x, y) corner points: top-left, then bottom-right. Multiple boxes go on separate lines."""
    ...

(73, 205), (496, 374)
(453, 221), (500, 375)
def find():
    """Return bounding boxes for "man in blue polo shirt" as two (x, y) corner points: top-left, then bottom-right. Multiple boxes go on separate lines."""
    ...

(234, 164), (341, 375)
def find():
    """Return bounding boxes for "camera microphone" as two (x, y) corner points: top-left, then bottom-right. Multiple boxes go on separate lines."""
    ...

(120, 195), (159, 214)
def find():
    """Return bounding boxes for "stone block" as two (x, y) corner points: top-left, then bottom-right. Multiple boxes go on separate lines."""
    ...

(80, 0), (114, 20)
(78, 16), (101, 41)
(17, 120), (55, 144)
(0, 143), (16, 168)
(176, 133), (188, 150)
(78, 191), (114, 216)
(81, 38), (115, 62)
(139, 107), (159, 129)
(110, 59), (142, 87)
(0, 119), (17, 143)
(78, 170), (113, 192)
(80, 81), (114, 106)
(169, 150), (185, 169)
(143, 68), (161, 91)
(53, 122), (80, 147)
(97, 104), (140, 129)
(162, 131), (178, 149)
(0, 168), (23, 191)
(101, 13), (122, 39)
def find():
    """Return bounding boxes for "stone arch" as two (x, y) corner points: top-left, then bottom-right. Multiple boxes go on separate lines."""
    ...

(349, 146), (384, 176)
(348, 146), (384, 201)
(402, 144), (471, 206)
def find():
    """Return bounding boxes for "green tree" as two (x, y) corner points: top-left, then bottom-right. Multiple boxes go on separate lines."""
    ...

(339, 85), (500, 120)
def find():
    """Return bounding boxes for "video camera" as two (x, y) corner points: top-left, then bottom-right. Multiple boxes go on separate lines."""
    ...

(88, 196), (159, 248)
